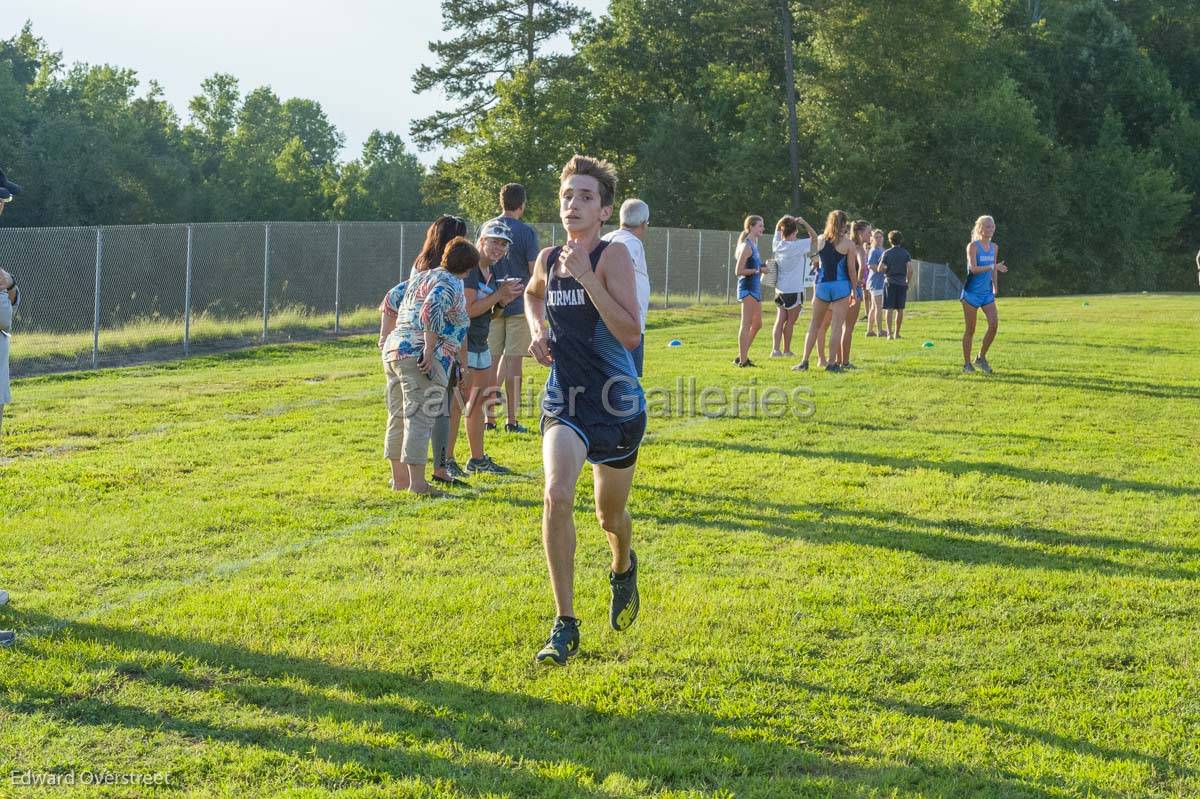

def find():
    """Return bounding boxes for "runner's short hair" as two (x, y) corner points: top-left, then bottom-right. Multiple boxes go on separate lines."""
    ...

(560, 155), (617, 208)
(776, 215), (799, 238)
(888, 230), (904, 246)
(500, 183), (526, 212)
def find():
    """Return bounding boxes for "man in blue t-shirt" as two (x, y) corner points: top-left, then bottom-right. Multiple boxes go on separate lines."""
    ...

(485, 183), (541, 434)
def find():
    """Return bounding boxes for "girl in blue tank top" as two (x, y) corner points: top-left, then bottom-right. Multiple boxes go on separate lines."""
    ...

(733, 215), (766, 367)
(961, 214), (1009, 374)
(794, 210), (857, 372)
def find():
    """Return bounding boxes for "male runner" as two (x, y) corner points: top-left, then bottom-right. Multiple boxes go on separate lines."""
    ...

(525, 155), (646, 665)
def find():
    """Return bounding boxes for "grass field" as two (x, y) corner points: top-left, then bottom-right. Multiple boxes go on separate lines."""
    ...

(2, 294), (1198, 798)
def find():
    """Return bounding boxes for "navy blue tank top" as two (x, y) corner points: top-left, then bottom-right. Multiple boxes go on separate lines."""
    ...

(817, 240), (848, 284)
(543, 241), (645, 423)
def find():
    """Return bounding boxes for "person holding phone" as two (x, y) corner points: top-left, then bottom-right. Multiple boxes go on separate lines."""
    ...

(961, 215), (1008, 373)
(446, 220), (522, 476)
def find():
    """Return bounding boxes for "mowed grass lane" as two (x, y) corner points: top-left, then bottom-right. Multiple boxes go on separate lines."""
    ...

(1, 295), (1198, 798)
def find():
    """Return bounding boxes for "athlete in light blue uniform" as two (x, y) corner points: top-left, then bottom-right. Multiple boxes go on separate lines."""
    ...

(962, 241), (996, 308)
(961, 215), (1008, 373)
(795, 210), (856, 372)
(733, 215), (766, 367)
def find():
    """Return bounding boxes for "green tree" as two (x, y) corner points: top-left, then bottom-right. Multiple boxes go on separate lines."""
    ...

(334, 131), (429, 221)
(410, 0), (590, 147)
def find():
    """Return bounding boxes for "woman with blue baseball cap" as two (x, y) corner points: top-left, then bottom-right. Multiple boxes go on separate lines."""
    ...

(446, 218), (521, 475)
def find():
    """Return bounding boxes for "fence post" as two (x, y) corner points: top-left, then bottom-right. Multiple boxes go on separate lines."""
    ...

(183, 224), (193, 355)
(334, 222), (342, 334)
(664, 229), (671, 309)
(551, 226), (557, 247)
(92, 228), (103, 369)
(725, 232), (732, 304)
(262, 223), (271, 341)
(399, 223), (406, 281)
(696, 230), (703, 304)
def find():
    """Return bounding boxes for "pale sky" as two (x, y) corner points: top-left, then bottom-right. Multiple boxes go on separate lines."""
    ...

(3, 0), (610, 165)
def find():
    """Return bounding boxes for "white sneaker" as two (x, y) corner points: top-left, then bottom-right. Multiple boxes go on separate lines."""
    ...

(0, 589), (8, 607)
(770, 350), (784, 358)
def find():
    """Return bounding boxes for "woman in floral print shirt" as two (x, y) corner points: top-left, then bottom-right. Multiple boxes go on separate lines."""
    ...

(383, 237), (475, 495)
(379, 215), (467, 489)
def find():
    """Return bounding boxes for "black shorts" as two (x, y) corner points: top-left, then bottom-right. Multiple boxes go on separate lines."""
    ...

(542, 412), (646, 469)
(774, 291), (803, 310)
(883, 283), (908, 310)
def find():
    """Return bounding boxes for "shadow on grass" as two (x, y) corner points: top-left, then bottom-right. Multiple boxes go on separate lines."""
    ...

(889, 360), (1200, 401)
(666, 438), (1198, 498)
(742, 675), (1189, 789)
(985, 370), (1200, 402)
(1, 612), (1084, 799)
(629, 486), (1197, 582)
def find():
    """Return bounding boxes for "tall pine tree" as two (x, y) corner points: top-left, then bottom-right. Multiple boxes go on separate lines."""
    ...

(410, 0), (589, 148)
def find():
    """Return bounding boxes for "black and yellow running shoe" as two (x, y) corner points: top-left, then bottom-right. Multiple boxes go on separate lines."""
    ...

(535, 617), (580, 666)
(609, 549), (639, 631)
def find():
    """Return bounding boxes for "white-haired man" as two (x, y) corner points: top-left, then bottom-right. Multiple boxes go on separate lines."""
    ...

(601, 199), (650, 376)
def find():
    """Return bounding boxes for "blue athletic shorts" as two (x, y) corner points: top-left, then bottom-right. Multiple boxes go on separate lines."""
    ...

(815, 280), (852, 303)
(542, 412), (646, 469)
(737, 287), (762, 302)
(961, 289), (995, 308)
(630, 335), (644, 378)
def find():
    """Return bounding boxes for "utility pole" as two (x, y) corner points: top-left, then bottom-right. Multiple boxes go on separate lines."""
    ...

(780, 0), (801, 214)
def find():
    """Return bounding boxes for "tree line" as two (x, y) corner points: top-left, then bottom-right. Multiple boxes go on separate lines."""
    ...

(5, 0), (1200, 295)
(419, 0), (1200, 294)
(0, 23), (441, 229)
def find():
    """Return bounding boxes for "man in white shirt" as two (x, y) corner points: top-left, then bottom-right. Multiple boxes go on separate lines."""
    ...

(601, 199), (650, 376)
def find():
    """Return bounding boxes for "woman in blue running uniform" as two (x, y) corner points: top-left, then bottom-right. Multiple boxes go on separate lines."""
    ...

(961, 215), (1008, 373)
(733, 215), (766, 367)
(795, 210), (857, 372)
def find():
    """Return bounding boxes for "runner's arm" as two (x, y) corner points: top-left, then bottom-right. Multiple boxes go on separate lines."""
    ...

(735, 241), (755, 276)
(525, 247), (553, 365)
(967, 241), (988, 275)
(583, 241), (642, 350)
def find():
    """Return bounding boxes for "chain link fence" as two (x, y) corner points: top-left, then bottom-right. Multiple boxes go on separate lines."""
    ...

(0, 221), (962, 376)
